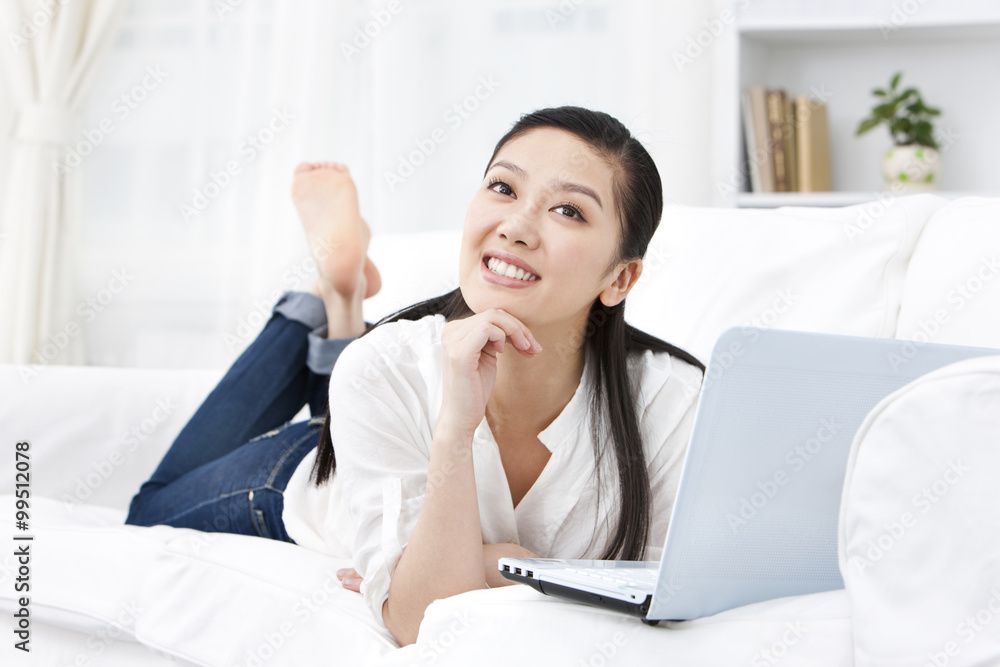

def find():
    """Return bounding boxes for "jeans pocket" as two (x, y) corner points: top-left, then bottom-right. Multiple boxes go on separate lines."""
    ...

(251, 508), (272, 539)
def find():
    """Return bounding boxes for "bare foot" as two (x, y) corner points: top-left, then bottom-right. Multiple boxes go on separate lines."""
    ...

(291, 162), (382, 336)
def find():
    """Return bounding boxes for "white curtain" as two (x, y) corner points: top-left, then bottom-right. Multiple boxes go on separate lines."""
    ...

(0, 0), (129, 365)
(73, 0), (353, 369)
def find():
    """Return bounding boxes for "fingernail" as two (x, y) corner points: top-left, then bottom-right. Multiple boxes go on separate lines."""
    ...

(336, 568), (349, 578)
(532, 341), (543, 352)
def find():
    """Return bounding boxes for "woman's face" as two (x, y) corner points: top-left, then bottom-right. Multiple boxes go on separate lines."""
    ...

(458, 127), (639, 334)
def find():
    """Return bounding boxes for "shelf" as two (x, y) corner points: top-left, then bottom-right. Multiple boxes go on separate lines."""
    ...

(738, 20), (1000, 44)
(713, 0), (1000, 207)
(736, 0), (1000, 40)
(735, 191), (998, 209)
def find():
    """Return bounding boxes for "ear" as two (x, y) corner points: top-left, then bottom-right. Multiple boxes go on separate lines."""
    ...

(599, 258), (642, 308)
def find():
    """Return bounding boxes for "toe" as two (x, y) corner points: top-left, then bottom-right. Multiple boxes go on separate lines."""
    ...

(363, 258), (381, 299)
(293, 161), (317, 175)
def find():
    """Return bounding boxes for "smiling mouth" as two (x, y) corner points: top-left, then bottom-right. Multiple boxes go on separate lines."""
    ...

(484, 257), (539, 282)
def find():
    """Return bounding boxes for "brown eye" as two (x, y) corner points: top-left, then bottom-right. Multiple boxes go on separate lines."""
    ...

(554, 203), (584, 220)
(488, 180), (514, 197)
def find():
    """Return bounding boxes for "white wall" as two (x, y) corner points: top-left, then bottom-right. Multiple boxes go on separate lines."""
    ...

(340, 0), (720, 237)
(8, 0), (721, 370)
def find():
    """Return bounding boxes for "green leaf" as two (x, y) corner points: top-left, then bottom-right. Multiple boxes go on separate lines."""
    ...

(890, 72), (902, 90)
(856, 117), (881, 135)
(873, 102), (896, 119)
(872, 88), (887, 97)
(914, 128), (938, 150)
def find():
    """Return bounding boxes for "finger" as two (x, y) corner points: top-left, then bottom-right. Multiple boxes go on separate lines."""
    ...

(340, 577), (362, 593)
(482, 309), (542, 353)
(512, 343), (539, 359)
(460, 321), (506, 355)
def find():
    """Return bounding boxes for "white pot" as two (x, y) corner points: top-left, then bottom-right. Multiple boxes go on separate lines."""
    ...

(881, 145), (940, 194)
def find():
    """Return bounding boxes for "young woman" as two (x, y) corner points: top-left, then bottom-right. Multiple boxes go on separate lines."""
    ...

(125, 106), (705, 645)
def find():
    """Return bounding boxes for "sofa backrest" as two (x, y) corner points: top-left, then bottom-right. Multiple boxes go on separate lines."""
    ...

(363, 194), (950, 363)
(895, 197), (1000, 349)
(625, 195), (948, 362)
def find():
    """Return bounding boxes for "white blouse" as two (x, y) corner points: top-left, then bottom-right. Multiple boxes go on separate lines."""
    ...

(281, 313), (703, 625)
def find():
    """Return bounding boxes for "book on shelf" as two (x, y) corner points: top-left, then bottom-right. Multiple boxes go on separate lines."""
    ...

(740, 89), (762, 194)
(794, 96), (831, 192)
(784, 95), (798, 193)
(741, 87), (831, 194)
(766, 89), (789, 192)
(744, 85), (774, 193)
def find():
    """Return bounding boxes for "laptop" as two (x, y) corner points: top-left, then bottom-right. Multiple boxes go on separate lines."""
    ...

(499, 327), (997, 624)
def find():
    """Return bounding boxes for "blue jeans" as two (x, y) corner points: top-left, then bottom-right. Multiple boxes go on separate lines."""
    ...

(124, 292), (357, 543)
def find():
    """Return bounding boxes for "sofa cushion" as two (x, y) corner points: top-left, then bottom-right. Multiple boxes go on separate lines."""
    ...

(839, 356), (1000, 666)
(895, 197), (1000, 349)
(626, 195), (947, 362)
(0, 497), (396, 666)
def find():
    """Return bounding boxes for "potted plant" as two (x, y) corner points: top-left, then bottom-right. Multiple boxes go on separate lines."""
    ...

(856, 71), (942, 193)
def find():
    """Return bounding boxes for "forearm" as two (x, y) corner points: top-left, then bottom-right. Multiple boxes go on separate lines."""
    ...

(483, 543), (538, 588)
(383, 416), (485, 645)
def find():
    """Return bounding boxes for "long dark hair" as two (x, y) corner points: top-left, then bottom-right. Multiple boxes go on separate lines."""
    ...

(310, 106), (704, 561)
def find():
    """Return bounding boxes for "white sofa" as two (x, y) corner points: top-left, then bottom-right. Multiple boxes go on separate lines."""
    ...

(2, 194), (999, 666)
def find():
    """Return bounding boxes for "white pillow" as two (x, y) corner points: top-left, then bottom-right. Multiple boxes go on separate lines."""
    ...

(895, 197), (1000, 348)
(626, 195), (947, 362)
(839, 356), (1000, 665)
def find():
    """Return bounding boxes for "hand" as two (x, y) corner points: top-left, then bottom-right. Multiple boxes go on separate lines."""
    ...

(438, 309), (542, 436)
(337, 568), (362, 593)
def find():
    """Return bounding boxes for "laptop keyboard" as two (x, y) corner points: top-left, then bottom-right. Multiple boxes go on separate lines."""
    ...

(563, 566), (658, 592)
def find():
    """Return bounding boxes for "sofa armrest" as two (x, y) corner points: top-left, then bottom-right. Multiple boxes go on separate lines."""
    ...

(0, 364), (222, 512)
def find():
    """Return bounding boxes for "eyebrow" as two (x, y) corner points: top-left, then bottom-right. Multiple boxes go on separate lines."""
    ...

(488, 160), (604, 210)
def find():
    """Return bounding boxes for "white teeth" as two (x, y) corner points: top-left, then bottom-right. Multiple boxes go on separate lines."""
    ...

(486, 257), (537, 281)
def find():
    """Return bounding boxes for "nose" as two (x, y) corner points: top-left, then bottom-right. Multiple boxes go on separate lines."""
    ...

(496, 199), (541, 247)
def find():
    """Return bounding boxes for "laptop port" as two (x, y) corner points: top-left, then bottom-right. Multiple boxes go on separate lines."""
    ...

(526, 570), (533, 578)
(515, 567), (522, 575)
